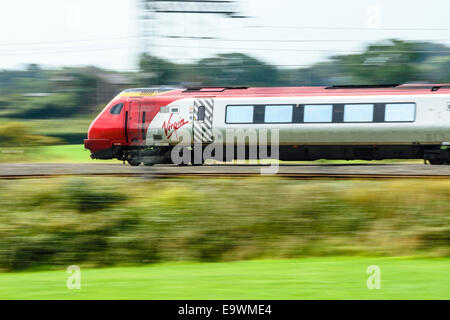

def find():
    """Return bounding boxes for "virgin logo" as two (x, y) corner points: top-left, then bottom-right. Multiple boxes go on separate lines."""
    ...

(162, 113), (189, 138)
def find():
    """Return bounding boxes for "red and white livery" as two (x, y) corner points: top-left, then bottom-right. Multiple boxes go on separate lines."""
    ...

(84, 85), (450, 165)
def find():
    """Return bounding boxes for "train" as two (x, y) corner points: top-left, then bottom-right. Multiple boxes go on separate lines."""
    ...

(84, 84), (450, 165)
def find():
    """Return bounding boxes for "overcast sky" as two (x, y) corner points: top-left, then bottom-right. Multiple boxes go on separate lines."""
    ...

(1, 0), (450, 71)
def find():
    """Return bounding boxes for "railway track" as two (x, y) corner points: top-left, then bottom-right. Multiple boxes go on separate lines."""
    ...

(1, 163), (450, 179)
(2, 174), (449, 180)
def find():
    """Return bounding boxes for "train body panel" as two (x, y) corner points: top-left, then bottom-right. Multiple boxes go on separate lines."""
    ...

(211, 94), (450, 146)
(84, 85), (450, 164)
(144, 98), (193, 146)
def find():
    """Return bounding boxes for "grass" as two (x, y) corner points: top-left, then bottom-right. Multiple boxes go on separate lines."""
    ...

(0, 144), (115, 163)
(33, 145), (93, 162)
(0, 116), (93, 145)
(28, 118), (92, 136)
(0, 177), (447, 299)
(0, 257), (448, 299)
(0, 143), (424, 164)
(0, 177), (448, 271)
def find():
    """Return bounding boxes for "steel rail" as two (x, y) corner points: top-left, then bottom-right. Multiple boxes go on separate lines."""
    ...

(1, 172), (449, 180)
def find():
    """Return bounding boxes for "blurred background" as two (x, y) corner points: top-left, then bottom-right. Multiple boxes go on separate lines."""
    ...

(0, 0), (449, 299)
(2, 0), (450, 160)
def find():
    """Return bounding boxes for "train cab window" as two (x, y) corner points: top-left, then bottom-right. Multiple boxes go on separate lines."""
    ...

(109, 103), (123, 115)
(226, 105), (254, 123)
(385, 103), (415, 122)
(160, 106), (170, 113)
(264, 105), (293, 123)
(344, 104), (374, 122)
(304, 105), (333, 123)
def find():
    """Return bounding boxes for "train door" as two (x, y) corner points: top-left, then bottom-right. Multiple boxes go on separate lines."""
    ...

(127, 100), (141, 143)
(193, 98), (214, 143)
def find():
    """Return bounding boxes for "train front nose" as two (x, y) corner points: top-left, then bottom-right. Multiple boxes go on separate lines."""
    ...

(84, 120), (114, 159)
(84, 104), (125, 160)
(84, 101), (126, 160)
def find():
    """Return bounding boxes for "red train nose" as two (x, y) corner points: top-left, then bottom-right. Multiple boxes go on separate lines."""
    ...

(84, 100), (128, 159)
(84, 116), (115, 158)
(84, 138), (112, 155)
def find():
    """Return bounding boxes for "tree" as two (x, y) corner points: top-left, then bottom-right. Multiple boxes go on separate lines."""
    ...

(196, 53), (277, 86)
(300, 39), (450, 85)
(138, 53), (179, 85)
(418, 56), (450, 83)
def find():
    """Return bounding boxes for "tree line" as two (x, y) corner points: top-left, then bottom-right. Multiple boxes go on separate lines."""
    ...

(0, 39), (449, 120)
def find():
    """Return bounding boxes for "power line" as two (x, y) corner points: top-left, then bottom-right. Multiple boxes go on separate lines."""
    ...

(245, 25), (450, 31)
(1, 30), (450, 49)
(1, 43), (450, 57)
(145, 44), (450, 54)
(3, 34), (450, 49)
(0, 46), (139, 57)
(160, 35), (450, 43)
(2, 23), (450, 48)
(0, 36), (142, 48)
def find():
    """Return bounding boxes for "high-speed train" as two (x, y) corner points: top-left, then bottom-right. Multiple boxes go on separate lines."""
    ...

(84, 84), (450, 165)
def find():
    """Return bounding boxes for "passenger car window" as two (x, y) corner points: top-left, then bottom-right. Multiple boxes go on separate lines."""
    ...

(109, 103), (123, 115)
(385, 103), (415, 122)
(344, 104), (374, 122)
(226, 105), (254, 123)
(264, 105), (293, 123)
(304, 105), (333, 122)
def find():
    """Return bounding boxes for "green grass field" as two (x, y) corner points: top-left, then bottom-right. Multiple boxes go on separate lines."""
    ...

(0, 145), (116, 163)
(0, 257), (448, 299)
(0, 144), (424, 164)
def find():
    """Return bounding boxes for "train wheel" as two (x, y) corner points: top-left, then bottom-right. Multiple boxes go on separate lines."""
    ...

(127, 158), (142, 166)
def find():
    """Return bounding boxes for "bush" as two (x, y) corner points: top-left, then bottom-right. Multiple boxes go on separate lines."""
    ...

(8, 94), (77, 119)
(0, 122), (61, 147)
(62, 180), (128, 213)
(0, 177), (448, 271)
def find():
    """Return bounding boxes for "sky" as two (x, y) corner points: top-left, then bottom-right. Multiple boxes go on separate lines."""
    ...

(1, 0), (450, 71)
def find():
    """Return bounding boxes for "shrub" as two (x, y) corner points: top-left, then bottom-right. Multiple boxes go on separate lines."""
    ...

(0, 177), (448, 271)
(8, 94), (77, 119)
(0, 122), (61, 147)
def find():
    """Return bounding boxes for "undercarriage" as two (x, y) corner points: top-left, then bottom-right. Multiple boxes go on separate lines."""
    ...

(92, 144), (450, 166)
